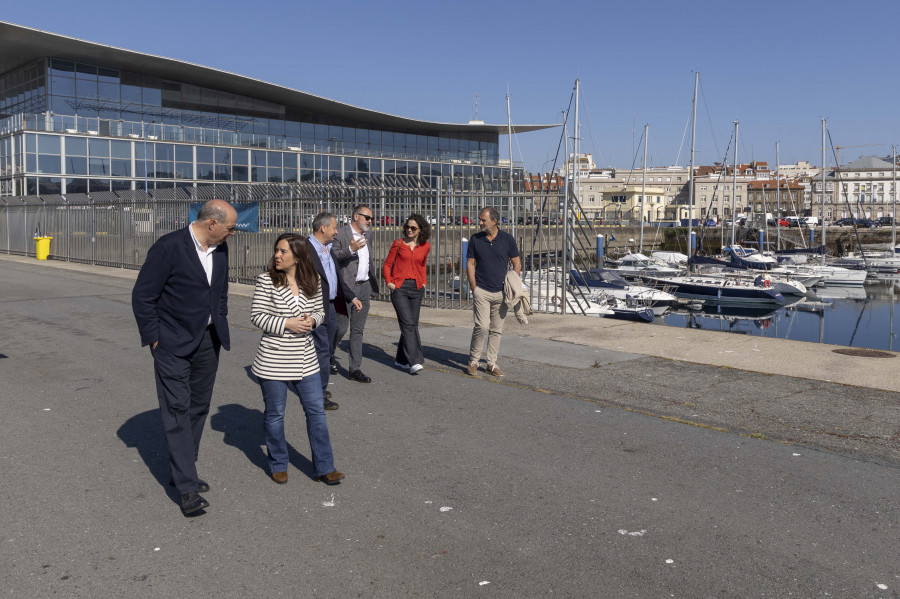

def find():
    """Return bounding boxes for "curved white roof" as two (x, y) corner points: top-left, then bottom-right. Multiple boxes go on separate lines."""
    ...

(0, 21), (557, 136)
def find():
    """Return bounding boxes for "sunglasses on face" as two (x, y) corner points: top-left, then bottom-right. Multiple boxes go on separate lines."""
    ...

(358, 214), (373, 222)
(405, 225), (419, 232)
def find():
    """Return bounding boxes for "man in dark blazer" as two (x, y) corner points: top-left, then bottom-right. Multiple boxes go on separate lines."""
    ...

(308, 212), (360, 411)
(332, 204), (379, 383)
(132, 199), (237, 516)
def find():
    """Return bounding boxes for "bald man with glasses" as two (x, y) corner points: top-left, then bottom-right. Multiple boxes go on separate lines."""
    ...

(132, 199), (237, 516)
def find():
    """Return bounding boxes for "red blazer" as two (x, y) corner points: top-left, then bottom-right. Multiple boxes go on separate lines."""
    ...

(383, 239), (430, 289)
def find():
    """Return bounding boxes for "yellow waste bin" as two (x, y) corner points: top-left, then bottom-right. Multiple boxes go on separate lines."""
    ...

(34, 236), (52, 260)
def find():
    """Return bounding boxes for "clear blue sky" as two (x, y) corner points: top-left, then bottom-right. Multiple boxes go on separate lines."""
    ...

(5, 0), (899, 172)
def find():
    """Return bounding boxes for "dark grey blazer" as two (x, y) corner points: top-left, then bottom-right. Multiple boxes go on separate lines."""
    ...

(331, 224), (380, 297)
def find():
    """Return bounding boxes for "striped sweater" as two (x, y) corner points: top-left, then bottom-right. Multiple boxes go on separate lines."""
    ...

(250, 272), (324, 381)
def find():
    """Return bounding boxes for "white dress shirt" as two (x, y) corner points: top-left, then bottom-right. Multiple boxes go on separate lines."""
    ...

(189, 221), (217, 324)
(352, 230), (369, 282)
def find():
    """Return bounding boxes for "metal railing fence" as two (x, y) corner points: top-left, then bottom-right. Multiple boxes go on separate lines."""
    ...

(0, 176), (589, 312)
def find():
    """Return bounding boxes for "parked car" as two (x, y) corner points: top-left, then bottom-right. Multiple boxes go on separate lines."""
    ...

(378, 215), (396, 226)
(856, 218), (879, 228)
(777, 218), (791, 227)
(875, 216), (895, 227)
(800, 216), (819, 226)
(833, 217), (857, 226)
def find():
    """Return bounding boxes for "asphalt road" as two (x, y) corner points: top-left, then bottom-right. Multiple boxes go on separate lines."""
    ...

(0, 258), (897, 598)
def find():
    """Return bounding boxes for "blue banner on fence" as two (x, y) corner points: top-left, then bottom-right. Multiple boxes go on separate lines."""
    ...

(189, 202), (259, 233)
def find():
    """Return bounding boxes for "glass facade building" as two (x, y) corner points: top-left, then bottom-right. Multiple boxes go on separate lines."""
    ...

(0, 23), (551, 198)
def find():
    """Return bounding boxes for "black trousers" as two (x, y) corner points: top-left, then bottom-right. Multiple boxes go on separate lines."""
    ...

(391, 279), (425, 367)
(152, 327), (220, 495)
(313, 300), (337, 394)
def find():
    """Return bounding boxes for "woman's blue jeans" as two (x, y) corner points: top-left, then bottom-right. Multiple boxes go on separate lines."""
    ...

(258, 374), (335, 478)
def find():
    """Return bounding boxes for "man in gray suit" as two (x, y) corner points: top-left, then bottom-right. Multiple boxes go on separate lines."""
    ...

(332, 204), (379, 383)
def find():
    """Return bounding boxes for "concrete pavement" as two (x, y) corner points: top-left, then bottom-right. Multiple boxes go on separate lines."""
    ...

(0, 254), (897, 598)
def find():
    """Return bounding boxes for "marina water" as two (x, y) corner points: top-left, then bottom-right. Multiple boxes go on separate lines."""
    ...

(657, 279), (899, 352)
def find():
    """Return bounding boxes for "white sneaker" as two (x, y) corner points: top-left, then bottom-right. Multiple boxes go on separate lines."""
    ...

(409, 364), (424, 375)
(394, 361), (410, 370)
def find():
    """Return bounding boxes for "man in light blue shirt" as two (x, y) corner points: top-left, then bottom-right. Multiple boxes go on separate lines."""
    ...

(308, 213), (360, 410)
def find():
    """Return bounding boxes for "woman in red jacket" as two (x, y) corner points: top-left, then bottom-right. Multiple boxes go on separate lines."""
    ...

(383, 213), (431, 374)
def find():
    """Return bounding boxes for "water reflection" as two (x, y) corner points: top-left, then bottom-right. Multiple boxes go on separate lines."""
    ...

(659, 278), (899, 351)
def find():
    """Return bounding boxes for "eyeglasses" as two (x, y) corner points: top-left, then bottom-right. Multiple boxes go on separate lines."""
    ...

(358, 214), (373, 222)
(405, 225), (419, 232)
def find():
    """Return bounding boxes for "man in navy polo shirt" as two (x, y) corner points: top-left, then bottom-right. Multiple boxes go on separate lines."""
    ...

(466, 206), (521, 377)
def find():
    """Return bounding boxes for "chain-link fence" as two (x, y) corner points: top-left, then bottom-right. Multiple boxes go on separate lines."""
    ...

(1, 176), (605, 311)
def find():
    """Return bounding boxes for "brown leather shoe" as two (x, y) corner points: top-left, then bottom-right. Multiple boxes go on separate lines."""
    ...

(272, 471), (288, 484)
(318, 470), (344, 485)
(486, 364), (504, 377)
(467, 362), (479, 376)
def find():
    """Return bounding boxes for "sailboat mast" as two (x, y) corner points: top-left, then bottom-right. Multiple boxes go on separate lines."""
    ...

(564, 79), (580, 314)
(821, 118), (827, 266)
(731, 121), (739, 246)
(775, 141), (781, 250)
(640, 123), (648, 252)
(688, 72), (699, 256)
(506, 92), (514, 230)
(892, 145), (896, 249)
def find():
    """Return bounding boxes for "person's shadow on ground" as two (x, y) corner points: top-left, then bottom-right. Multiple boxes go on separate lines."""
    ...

(347, 340), (472, 372)
(208, 366), (318, 480)
(211, 403), (318, 481)
(116, 409), (180, 505)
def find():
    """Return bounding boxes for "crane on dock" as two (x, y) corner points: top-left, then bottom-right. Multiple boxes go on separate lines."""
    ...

(835, 143), (886, 166)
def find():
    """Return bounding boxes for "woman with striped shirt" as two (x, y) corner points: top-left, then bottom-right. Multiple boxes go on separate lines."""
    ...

(251, 234), (344, 485)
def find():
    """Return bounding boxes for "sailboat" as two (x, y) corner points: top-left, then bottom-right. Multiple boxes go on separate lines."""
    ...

(569, 268), (677, 315)
(641, 272), (786, 305)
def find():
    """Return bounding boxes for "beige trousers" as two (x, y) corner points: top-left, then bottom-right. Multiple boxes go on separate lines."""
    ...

(469, 287), (508, 366)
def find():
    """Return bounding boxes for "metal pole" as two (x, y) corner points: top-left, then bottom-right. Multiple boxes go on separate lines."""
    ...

(730, 122), (739, 248)
(435, 176), (442, 307)
(563, 79), (579, 314)
(143, 122), (148, 195)
(775, 141), (781, 250)
(640, 123), (648, 253)
(506, 93), (515, 235)
(821, 119), (827, 266)
(892, 145), (896, 249)
(687, 72), (699, 256)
